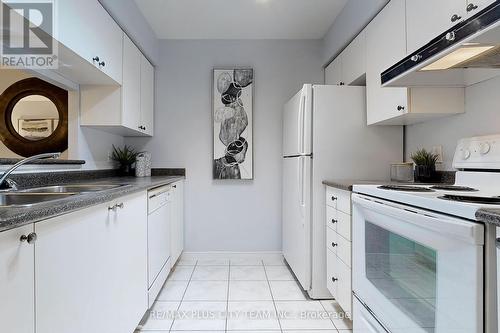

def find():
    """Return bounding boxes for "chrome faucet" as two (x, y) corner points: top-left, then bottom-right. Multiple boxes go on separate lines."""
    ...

(0, 152), (61, 190)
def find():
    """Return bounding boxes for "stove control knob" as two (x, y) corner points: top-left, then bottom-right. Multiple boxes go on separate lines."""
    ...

(462, 148), (471, 160)
(479, 142), (491, 155)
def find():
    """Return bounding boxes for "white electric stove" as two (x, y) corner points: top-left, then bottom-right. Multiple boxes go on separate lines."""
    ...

(351, 134), (500, 333)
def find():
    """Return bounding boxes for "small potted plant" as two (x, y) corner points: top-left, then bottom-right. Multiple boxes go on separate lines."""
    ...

(411, 148), (439, 183)
(111, 145), (139, 176)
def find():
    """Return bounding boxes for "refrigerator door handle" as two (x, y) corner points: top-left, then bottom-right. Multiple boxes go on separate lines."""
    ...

(298, 94), (305, 154)
(299, 156), (306, 217)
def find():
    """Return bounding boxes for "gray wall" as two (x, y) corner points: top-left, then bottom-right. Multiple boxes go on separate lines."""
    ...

(99, 0), (159, 64)
(321, 0), (388, 66)
(405, 76), (500, 169)
(126, 39), (323, 252)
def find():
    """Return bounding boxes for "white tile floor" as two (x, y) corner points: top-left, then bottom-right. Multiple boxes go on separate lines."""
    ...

(137, 255), (352, 333)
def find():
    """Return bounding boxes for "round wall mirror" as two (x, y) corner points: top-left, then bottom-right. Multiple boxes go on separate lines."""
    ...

(0, 78), (68, 157)
(11, 95), (59, 141)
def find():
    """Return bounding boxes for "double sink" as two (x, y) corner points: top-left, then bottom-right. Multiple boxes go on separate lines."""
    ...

(0, 184), (126, 207)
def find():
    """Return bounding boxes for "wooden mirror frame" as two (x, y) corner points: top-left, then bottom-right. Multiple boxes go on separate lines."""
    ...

(0, 78), (68, 157)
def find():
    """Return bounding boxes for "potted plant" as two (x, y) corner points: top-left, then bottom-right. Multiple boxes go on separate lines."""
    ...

(411, 148), (439, 183)
(111, 145), (139, 176)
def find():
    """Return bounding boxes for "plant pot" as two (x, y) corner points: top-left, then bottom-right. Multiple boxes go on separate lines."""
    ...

(414, 165), (436, 183)
(118, 163), (135, 177)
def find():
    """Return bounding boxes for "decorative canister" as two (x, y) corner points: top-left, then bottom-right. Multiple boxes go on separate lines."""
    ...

(135, 152), (152, 177)
(390, 163), (414, 182)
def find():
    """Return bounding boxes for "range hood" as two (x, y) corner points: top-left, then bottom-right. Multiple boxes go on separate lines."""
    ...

(382, 2), (500, 88)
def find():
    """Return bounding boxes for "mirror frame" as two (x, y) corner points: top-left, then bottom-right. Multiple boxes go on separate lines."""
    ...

(0, 77), (68, 157)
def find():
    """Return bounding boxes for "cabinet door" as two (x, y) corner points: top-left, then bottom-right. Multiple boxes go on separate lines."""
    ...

(336, 255), (352, 315)
(111, 193), (148, 332)
(58, 0), (123, 83)
(35, 203), (110, 333)
(122, 35), (142, 132)
(170, 181), (184, 264)
(0, 225), (35, 333)
(342, 30), (366, 85)
(325, 56), (343, 85)
(140, 56), (155, 136)
(467, 0), (497, 15)
(366, 0), (408, 125)
(35, 194), (148, 333)
(406, 0), (467, 55)
(326, 249), (337, 297)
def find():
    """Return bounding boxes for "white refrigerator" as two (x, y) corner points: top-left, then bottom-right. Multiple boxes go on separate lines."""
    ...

(282, 84), (403, 299)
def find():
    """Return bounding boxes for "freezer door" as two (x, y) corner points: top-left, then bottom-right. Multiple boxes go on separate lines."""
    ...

(282, 156), (312, 290)
(283, 85), (312, 156)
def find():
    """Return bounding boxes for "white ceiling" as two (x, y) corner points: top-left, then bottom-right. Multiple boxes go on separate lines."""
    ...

(135, 0), (348, 40)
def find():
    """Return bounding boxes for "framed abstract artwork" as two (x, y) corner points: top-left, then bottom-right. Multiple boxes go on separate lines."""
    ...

(213, 68), (253, 180)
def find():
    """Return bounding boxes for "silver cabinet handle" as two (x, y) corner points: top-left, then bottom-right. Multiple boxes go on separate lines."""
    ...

(92, 56), (100, 63)
(331, 219), (338, 224)
(331, 196), (337, 201)
(331, 277), (338, 282)
(108, 204), (117, 211)
(451, 14), (462, 22)
(331, 242), (338, 248)
(116, 203), (124, 209)
(411, 54), (422, 62)
(467, 3), (478, 12)
(98, 61), (106, 68)
(20, 232), (37, 244)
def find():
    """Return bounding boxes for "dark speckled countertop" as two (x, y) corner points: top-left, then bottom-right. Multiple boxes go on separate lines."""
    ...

(0, 175), (184, 233)
(476, 209), (500, 227)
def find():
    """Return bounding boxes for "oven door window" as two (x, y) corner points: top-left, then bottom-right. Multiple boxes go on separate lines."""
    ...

(366, 221), (436, 332)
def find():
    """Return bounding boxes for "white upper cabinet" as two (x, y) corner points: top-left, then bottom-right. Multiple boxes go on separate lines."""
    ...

(366, 0), (465, 125)
(57, 0), (123, 84)
(140, 56), (155, 136)
(406, 0), (467, 54)
(0, 225), (35, 333)
(366, 0), (408, 125)
(122, 35), (142, 132)
(81, 37), (155, 137)
(341, 30), (366, 86)
(325, 31), (366, 86)
(325, 56), (343, 86)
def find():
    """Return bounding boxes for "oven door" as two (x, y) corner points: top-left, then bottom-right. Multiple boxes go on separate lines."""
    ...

(352, 194), (484, 333)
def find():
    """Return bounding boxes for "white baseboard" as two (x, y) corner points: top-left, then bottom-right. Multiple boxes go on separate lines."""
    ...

(180, 251), (283, 261)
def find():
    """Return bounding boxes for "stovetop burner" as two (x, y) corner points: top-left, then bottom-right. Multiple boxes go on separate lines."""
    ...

(378, 185), (435, 192)
(430, 185), (478, 192)
(438, 194), (500, 204)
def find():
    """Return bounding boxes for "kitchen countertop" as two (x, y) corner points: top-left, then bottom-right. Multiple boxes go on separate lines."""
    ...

(476, 209), (500, 227)
(0, 158), (86, 165)
(0, 175), (184, 233)
(323, 171), (456, 191)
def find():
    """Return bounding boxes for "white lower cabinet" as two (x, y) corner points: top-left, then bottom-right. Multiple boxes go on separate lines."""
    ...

(35, 192), (148, 333)
(325, 186), (352, 317)
(0, 224), (35, 333)
(170, 180), (185, 265)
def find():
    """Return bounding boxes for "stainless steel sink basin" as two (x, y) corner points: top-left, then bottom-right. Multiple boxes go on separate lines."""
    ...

(19, 184), (125, 194)
(0, 193), (75, 207)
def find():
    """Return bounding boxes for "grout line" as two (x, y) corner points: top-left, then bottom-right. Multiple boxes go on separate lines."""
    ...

(319, 299), (340, 333)
(225, 260), (231, 332)
(169, 260), (198, 332)
(262, 260), (284, 333)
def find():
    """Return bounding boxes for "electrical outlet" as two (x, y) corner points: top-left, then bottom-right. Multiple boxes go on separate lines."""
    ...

(432, 145), (443, 163)
(107, 150), (113, 162)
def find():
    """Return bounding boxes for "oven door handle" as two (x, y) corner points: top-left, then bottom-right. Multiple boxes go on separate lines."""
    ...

(352, 193), (484, 245)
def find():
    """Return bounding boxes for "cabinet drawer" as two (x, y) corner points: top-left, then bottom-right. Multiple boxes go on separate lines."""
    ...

(326, 187), (351, 214)
(326, 249), (337, 297)
(326, 227), (338, 254)
(336, 210), (351, 241)
(326, 205), (338, 230)
(337, 234), (351, 268)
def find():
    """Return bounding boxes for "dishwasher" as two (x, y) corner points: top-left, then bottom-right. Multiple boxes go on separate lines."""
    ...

(147, 185), (172, 307)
